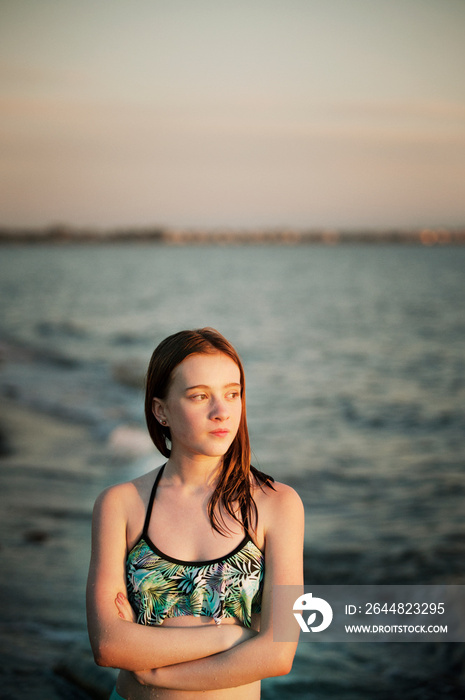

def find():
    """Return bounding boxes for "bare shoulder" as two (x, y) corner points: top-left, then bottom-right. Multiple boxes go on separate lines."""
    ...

(253, 477), (304, 536)
(94, 478), (134, 513)
(254, 477), (303, 510)
(92, 467), (159, 522)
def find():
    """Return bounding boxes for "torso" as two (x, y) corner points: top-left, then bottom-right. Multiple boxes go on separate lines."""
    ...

(117, 465), (265, 699)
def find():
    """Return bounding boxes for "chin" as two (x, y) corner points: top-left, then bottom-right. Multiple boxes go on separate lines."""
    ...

(198, 443), (233, 459)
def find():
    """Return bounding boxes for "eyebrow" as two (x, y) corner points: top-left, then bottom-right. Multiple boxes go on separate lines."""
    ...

(184, 382), (241, 391)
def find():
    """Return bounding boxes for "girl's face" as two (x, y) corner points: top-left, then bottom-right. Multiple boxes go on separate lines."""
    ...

(153, 352), (242, 461)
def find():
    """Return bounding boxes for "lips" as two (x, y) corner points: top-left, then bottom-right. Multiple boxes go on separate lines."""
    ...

(209, 429), (230, 437)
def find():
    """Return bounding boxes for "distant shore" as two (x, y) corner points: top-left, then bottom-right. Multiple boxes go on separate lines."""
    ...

(0, 225), (464, 246)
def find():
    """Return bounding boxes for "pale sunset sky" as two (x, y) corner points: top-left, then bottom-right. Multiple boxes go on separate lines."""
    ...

(1, 0), (464, 230)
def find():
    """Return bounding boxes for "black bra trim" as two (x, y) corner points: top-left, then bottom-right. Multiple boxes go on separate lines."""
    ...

(139, 532), (257, 567)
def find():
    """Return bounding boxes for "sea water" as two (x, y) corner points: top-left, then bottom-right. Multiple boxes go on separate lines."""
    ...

(0, 243), (464, 698)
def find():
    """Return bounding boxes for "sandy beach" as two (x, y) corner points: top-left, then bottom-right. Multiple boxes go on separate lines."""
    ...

(0, 398), (123, 699)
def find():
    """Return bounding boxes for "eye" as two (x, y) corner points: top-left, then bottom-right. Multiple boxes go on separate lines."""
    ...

(189, 393), (207, 401)
(226, 390), (241, 400)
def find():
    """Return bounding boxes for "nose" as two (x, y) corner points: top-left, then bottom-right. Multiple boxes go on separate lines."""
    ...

(209, 396), (229, 421)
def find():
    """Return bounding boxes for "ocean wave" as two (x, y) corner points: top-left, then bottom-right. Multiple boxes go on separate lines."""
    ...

(338, 395), (465, 434)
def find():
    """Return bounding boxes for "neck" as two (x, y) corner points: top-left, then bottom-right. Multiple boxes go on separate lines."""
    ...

(164, 451), (223, 487)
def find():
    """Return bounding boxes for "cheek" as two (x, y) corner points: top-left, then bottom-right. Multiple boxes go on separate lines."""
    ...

(233, 402), (243, 427)
(170, 404), (202, 434)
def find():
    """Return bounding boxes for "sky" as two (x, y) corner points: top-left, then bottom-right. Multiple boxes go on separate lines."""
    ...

(1, 0), (464, 231)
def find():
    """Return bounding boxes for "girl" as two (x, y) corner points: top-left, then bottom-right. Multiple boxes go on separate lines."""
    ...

(86, 328), (304, 699)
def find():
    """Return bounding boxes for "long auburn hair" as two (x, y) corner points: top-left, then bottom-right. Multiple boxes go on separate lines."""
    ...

(145, 328), (274, 535)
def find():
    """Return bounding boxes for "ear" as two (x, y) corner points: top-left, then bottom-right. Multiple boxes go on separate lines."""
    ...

(152, 397), (168, 426)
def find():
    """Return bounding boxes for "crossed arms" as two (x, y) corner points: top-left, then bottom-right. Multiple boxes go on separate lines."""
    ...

(86, 479), (304, 691)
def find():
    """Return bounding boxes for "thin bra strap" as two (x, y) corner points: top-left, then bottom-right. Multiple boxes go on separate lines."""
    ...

(142, 464), (166, 535)
(143, 464), (250, 536)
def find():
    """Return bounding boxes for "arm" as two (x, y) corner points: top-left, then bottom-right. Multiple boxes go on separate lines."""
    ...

(136, 482), (305, 691)
(86, 483), (253, 671)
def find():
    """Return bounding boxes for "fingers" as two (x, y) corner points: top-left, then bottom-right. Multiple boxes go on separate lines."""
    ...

(115, 592), (137, 622)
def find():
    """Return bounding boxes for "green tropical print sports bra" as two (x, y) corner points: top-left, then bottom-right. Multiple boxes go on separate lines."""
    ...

(126, 465), (264, 628)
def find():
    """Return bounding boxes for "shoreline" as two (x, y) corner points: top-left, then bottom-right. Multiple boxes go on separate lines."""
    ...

(0, 398), (121, 699)
(0, 226), (464, 246)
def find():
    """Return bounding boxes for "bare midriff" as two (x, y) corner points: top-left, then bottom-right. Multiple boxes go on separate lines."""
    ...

(115, 615), (261, 700)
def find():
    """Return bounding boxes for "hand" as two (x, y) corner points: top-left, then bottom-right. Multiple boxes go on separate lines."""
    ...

(212, 621), (258, 652)
(115, 592), (137, 623)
